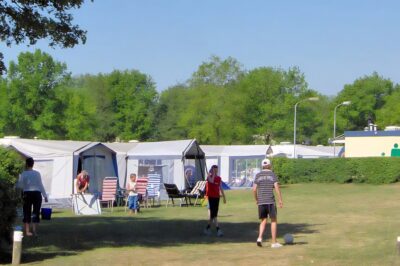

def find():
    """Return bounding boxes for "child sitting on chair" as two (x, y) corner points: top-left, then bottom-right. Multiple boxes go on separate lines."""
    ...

(126, 173), (138, 215)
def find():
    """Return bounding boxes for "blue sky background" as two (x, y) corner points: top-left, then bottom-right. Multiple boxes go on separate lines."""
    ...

(1, 0), (399, 96)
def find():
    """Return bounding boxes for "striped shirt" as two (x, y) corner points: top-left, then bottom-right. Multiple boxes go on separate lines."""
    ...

(254, 170), (278, 205)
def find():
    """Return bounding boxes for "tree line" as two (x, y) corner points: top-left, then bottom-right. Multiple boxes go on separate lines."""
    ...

(0, 50), (398, 145)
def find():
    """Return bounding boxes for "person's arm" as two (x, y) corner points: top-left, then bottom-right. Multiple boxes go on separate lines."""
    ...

(220, 184), (226, 204)
(82, 181), (89, 193)
(252, 183), (258, 205)
(16, 174), (23, 190)
(37, 173), (48, 202)
(274, 182), (283, 208)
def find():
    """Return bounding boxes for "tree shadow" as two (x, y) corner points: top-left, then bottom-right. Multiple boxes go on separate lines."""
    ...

(1, 215), (319, 264)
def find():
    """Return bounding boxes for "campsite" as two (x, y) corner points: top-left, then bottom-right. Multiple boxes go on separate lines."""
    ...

(2, 2), (400, 265)
(1, 183), (399, 265)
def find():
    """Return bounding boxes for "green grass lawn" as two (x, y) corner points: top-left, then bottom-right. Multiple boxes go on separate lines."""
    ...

(2, 183), (400, 265)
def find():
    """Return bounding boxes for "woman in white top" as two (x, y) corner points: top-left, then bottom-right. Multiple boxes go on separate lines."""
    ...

(17, 158), (48, 236)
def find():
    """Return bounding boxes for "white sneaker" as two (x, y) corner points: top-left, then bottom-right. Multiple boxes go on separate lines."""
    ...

(203, 228), (211, 236)
(217, 229), (223, 237)
(271, 242), (283, 248)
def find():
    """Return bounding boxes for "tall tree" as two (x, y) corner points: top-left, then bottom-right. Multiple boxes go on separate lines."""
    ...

(0, 0), (89, 75)
(189, 55), (244, 87)
(376, 84), (400, 128)
(335, 72), (394, 130)
(2, 50), (70, 138)
(107, 70), (158, 141)
(153, 84), (191, 140)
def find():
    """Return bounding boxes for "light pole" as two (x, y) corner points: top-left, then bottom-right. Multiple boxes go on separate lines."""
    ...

(333, 101), (351, 156)
(293, 97), (319, 158)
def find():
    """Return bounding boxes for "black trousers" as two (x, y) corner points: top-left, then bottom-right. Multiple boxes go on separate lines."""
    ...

(23, 191), (42, 223)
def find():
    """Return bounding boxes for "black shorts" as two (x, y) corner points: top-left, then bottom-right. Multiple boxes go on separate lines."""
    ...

(258, 204), (277, 219)
(23, 191), (43, 223)
(208, 197), (220, 219)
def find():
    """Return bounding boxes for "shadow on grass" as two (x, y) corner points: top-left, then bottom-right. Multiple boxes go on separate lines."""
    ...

(1, 215), (318, 264)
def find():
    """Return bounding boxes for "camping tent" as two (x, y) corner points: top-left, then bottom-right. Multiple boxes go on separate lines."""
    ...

(126, 139), (206, 196)
(103, 142), (139, 189)
(201, 145), (268, 187)
(201, 144), (335, 188)
(0, 138), (118, 205)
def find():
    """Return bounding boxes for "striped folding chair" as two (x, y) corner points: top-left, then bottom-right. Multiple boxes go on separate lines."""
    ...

(99, 177), (118, 212)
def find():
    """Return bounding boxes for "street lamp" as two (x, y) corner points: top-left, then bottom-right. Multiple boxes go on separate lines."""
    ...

(293, 97), (319, 158)
(333, 101), (351, 156)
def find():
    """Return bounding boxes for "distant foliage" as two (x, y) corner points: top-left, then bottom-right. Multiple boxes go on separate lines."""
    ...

(273, 157), (400, 184)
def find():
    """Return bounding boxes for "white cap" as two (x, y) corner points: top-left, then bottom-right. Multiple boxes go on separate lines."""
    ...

(261, 158), (271, 167)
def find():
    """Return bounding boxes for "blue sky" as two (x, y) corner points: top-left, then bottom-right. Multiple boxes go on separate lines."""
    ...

(2, 0), (399, 95)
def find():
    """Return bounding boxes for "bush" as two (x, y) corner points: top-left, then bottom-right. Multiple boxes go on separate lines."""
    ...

(272, 157), (400, 184)
(0, 147), (24, 252)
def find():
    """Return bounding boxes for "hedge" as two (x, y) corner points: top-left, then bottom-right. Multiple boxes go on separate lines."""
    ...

(272, 157), (400, 184)
(0, 147), (24, 252)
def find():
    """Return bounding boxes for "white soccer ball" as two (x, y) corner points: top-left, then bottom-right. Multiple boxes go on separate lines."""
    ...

(284, 233), (294, 244)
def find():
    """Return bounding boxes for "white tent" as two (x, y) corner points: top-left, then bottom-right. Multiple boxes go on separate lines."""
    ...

(126, 139), (206, 194)
(103, 142), (139, 188)
(201, 144), (335, 187)
(0, 138), (118, 205)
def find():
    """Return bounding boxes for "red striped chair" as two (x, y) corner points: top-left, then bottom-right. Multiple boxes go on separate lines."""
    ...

(100, 177), (118, 212)
(136, 177), (149, 208)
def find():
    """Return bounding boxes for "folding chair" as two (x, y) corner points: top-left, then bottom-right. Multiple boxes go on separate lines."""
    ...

(185, 180), (206, 206)
(147, 173), (161, 207)
(99, 177), (118, 212)
(163, 183), (188, 207)
(136, 177), (149, 208)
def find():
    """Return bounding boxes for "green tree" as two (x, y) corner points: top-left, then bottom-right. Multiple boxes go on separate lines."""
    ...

(189, 55), (244, 87)
(60, 87), (98, 140)
(230, 66), (323, 144)
(376, 84), (400, 128)
(107, 70), (158, 141)
(153, 84), (191, 140)
(335, 72), (394, 130)
(1, 50), (70, 138)
(0, 0), (90, 75)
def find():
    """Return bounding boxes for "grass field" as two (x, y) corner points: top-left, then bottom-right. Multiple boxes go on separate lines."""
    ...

(2, 183), (400, 265)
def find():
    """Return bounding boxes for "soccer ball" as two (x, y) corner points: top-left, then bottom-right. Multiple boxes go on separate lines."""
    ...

(284, 233), (294, 244)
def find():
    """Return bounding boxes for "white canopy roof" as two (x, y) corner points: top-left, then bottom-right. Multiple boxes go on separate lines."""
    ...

(0, 138), (92, 157)
(202, 144), (335, 158)
(127, 139), (204, 158)
(202, 145), (268, 157)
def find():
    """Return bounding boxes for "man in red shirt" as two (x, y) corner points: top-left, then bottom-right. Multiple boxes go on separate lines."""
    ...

(204, 165), (226, 237)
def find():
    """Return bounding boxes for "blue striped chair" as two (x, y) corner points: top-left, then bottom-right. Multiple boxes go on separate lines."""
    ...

(147, 173), (162, 207)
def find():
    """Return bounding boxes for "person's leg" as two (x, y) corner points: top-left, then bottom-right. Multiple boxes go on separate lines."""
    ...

(132, 195), (138, 214)
(22, 192), (33, 236)
(271, 217), (277, 243)
(211, 198), (223, 236)
(128, 196), (134, 214)
(258, 218), (267, 240)
(31, 192), (42, 236)
(256, 205), (268, 246)
(269, 204), (282, 248)
(204, 198), (215, 235)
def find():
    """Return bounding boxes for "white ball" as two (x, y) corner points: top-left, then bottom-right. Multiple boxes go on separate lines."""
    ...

(284, 233), (294, 244)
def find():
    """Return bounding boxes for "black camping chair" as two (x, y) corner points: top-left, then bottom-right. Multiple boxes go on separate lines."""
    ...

(163, 183), (188, 207)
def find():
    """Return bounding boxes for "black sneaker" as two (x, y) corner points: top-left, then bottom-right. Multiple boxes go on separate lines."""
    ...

(257, 241), (262, 247)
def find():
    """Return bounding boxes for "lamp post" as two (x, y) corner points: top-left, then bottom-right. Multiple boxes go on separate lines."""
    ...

(333, 101), (351, 156)
(293, 97), (319, 158)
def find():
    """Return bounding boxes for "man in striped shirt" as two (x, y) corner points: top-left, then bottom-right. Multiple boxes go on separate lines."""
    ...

(253, 158), (283, 248)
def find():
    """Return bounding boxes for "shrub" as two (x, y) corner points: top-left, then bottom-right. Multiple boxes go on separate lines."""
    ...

(272, 157), (400, 184)
(0, 147), (24, 252)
